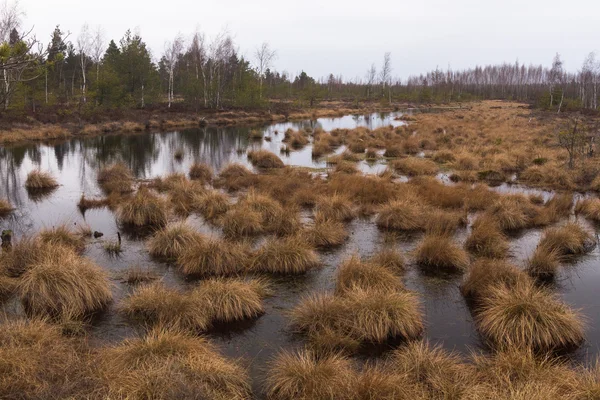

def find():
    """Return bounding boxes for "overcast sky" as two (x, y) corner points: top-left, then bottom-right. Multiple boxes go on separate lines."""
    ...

(18, 0), (600, 81)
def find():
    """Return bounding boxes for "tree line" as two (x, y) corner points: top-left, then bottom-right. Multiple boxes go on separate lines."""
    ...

(0, 1), (598, 118)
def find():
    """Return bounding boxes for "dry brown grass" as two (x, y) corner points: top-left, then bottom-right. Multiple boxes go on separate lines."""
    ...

(461, 258), (529, 302)
(221, 203), (264, 238)
(314, 193), (356, 221)
(376, 198), (424, 231)
(424, 208), (467, 236)
(0, 198), (14, 215)
(117, 188), (168, 228)
(217, 163), (257, 191)
(25, 170), (58, 189)
(122, 281), (212, 332)
(466, 215), (509, 259)
(99, 328), (251, 400)
(391, 157), (438, 176)
(415, 234), (470, 273)
(97, 163), (134, 194)
(189, 162), (213, 182)
(0, 318), (97, 399)
(527, 246), (562, 280)
(177, 237), (249, 277)
(0, 237), (50, 277)
(303, 213), (348, 248)
(17, 245), (112, 320)
(251, 236), (320, 275)
(335, 255), (404, 295)
(77, 194), (109, 211)
(194, 278), (268, 323)
(537, 222), (595, 257)
(475, 280), (585, 351)
(38, 223), (87, 253)
(193, 189), (230, 221)
(266, 349), (356, 400)
(367, 248), (405, 272)
(147, 222), (204, 260)
(247, 149), (285, 168)
(120, 265), (159, 285)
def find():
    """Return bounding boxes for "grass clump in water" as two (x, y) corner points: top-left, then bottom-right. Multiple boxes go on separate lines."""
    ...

(335, 255), (403, 295)
(415, 234), (470, 273)
(251, 236), (320, 275)
(99, 328), (251, 400)
(265, 349), (356, 400)
(97, 163), (134, 194)
(461, 258), (529, 303)
(475, 280), (585, 351)
(17, 245), (112, 320)
(39, 223), (87, 253)
(247, 149), (285, 168)
(193, 189), (230, 221)
(0, 198), (14, 215)
(315, 193), (355, 222)
(177, 238), (249, 277)
(465, 215), (509, 259)
(117, 188), (168, 228)
(189, 162), (213, 182)
(376, 198), (424, 231)
(367, 248), (405, 272)
(147, 222), (204, 260)
(24, 170), (59, 189)
(303, 213), (348, 248)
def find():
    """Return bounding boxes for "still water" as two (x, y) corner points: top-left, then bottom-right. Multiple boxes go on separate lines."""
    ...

(1, 111), (600, 397)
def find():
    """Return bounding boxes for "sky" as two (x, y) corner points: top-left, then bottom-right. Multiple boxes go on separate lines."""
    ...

(17, 0), (600, 82)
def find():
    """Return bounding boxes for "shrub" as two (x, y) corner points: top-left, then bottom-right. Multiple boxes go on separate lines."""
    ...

(25, 170), (58, 189)
(415, 234), (470, 273)
(117, 188), (168, 228)
(475, 280), (585, 351)
(147, 223), (204, 260)
(251, 236), (320, 275)
(17, 245), (112, 319)
(266, 349), (356, 400)
(97, 163), (134, 194)
(99, 328), (251, 400)
(177, 238), (249, 277)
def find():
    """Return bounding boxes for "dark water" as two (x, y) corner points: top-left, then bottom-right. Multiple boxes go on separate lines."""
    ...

(1, 111), (600, 397)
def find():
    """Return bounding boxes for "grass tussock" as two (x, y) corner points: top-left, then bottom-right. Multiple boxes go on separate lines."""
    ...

(247, 149), (285, 168)
(77, 194), (109, 211)
(120, 265), (159, 285)
(189, 162), (213, 182)
(576, 198), (600, 222)
(25, 170), (58, 189)
(527, 246), (561, 280)
(424, 208), (467, 236)
(218, 163), (257, 191)
(194, 278), (268, 323)
(0, 275), (17, 302)
(17, 245), (112, 319)
(376, 198), (424, 231)
(39, 223), (87, 253)
(461, 258), (529, 302)
(335, 255), (403, 295)
(147, 222), (204, 260)
(475, 280), (585, 351)
(193, 189), (230, 221)
(303, 213), (348, 248)
(537, 222), (595, 257)
(99, 328), (251, 400)
(117, 188), (168, 228)
(251, 236), (320, 275)
(0, 198), (14, 215)
(0, 237), (50, 277)
(122, 282), (212, 332)
(391, 157), (438, 176)
(97, 163), (134, 194)
(177, 238), (249, 277)
(221, 204), (264, 238)
(315, 193), (355, 222)
(368, 248), (405, 272)
(266, 349), (356, 400)
(389, 341), (473, 399)
(415, 234), (470, 273)
(0, 319), (96, 399)
(466, 215), (509, 258)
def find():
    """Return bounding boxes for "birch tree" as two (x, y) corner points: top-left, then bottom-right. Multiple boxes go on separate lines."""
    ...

(91, 25), (104, 82)
(380, 52), (392, 102)
(164, 33), (184, 108)
(255, 41), (276, 99)
(365, 63), (376, 100)
(76, 23), (92, 102)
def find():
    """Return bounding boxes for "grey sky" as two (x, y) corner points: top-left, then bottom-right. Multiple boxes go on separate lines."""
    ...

(19, 0), (600, 81)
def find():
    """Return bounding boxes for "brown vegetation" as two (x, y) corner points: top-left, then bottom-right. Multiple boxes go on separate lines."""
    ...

(25, 170), (58, 189)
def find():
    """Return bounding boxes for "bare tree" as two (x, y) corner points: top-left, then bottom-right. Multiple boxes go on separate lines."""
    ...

(188, 30), (207, 108)
(255, 42), (276, 99)
(380, 52), (392, 103)
(558, 119), (588, 169)
(365, 63), (377, 100)
(91, 25), (104, 82)
(0, 1), (45, 110)
(164, 33), (184, 108)
(76, 23), (92, 103)
(549, 53), (564, 112)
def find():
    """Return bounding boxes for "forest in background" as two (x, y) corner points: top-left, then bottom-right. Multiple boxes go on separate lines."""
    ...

(0, 1), (598, 123)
